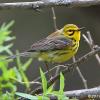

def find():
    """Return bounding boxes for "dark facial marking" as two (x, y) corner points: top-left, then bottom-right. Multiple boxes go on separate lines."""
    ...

(68, 30), (75, 36)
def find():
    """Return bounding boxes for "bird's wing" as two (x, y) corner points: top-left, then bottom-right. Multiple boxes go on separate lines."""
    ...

(27, 36), (72, 52)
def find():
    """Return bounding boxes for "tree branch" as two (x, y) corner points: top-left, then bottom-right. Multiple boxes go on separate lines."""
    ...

(73, 56), (88, 89)
(65, 86), (100, 99)
(32, 46), (100, 94)
(48, 86), (100, 99)
(82, 32), (100, 65)
(0, 0), (100, 10)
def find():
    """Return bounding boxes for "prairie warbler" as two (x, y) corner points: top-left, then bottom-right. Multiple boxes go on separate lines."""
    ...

(5, 24), (84, 63)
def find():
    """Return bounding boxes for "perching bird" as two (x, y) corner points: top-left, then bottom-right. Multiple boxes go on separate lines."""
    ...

(4, 24), (85, 63)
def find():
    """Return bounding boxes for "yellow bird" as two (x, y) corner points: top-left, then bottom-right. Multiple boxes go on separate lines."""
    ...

(6, 24), (84, 63)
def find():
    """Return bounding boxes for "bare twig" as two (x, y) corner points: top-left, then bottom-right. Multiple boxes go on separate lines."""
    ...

(10, 77), (41, 85)
(72, 56), (88, 89)
(95, 54), (100, 65)
(33, 64), (66, 82)
(48, 86), (100, 99)
(87, 31), (100, 65)
(83, 32), (100, 65)
(51, 7), (60, 89)
(64, 86), (100, 99)
(32, 46), (100, 94)
(0, 0), (100, 10)
(51, 7), (58, 31)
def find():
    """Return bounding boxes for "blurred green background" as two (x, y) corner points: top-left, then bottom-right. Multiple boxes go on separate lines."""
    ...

(0, 0), (100, 91)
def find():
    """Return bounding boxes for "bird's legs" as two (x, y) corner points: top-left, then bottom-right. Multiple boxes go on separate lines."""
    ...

(44, 62), (52, 79)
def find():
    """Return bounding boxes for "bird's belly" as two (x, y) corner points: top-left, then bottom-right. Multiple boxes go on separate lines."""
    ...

(51, 51), (76, 63)
(38, 50), (77, 63)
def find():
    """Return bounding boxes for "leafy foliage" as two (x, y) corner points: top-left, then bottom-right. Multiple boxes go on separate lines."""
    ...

(16, 92), (38, 100)
(15, 51), (32, 88)
(0, 21), (32, 99)
(16, 68), (70, 100)
(0, 20), (15, 55)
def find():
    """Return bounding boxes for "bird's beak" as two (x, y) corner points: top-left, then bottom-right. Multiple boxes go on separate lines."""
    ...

(77, 27), (85, 31)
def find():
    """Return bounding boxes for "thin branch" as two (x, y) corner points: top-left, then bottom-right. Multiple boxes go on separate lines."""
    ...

(95, 54), (100, 65)
(76, 67), (88, 89)
(51, 7), (58, 31)
(72, 56), (88, 89)
(87, 31), (100, 65)
(64, 86), (100, 99)
(0, 0), (100, 10)
(48, 86), (100, 99)
(10, 77), (41, 85)
(51, 7), (60, 89)
(31, 46), (100, 94)
(83, 32), (100, 65)
(33, 64), (66, 82)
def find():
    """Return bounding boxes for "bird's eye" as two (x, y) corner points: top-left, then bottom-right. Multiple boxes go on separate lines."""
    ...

(67, 30), (75, 36)
(68, 30), (73, 32)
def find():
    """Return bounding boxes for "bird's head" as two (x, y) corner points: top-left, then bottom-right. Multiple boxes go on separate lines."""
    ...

(62, 24), (85, 42)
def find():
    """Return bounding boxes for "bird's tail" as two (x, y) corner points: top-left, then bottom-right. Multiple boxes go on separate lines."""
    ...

(0, 52), (32, 62)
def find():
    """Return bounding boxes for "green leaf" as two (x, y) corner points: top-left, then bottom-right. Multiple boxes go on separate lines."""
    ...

(59, 72), (64, 94)
(5, 36), (15, 42)
(40, 68), (47, 95)
(47, 84), (53, 94)
(1, 20), (14, 31)
(22, 58), (33, 71)
(2, 92), (15, 100)
(50, 73), (67, 100)
(4, 20), (15, 30)
(16, 92), (38, 100)
(38, 95), (49, 100)
(0, 44), (13, 53)
(2, 82), (16, 92)
(16, 51), (30, 88)
(0, 20), (15, 45)
(51, 91), (59, 95)
(7, 68), (16, 79)
(13, 67), (22, 82)
(5, 48), (13, 55)
(16, 50), (22, 69)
